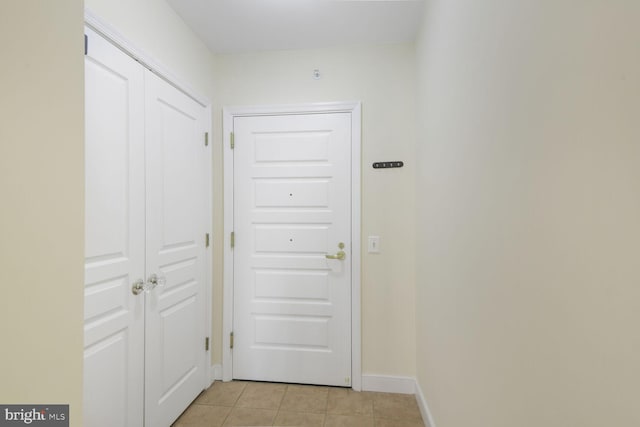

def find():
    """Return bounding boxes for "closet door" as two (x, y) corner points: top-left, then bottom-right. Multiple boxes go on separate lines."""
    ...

(85, 27), (208, 427)
(143, 70), (208, 427)
(83, 27), (145, 427)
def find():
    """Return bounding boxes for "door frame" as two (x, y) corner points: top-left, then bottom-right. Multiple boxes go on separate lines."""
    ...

(84, 7), (214, 386)
(222, 102), (362, 390)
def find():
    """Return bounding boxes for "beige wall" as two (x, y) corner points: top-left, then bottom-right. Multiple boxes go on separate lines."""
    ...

(213, 45), (417, 376)
(415, 1), (640, 426)
(0, 1), (85, 425)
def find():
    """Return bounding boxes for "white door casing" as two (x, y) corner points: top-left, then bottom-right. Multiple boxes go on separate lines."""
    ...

(84, 23), (211, 427)
(84, 25), (145, 427)
(222, 103), (362, 390)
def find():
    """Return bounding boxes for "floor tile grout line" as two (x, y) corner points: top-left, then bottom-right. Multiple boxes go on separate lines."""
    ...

(272, 384), (288, 426)
(279, 384), (288, 412)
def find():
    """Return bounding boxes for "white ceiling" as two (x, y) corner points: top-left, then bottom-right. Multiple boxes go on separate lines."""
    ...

(165, 0), (426, 54)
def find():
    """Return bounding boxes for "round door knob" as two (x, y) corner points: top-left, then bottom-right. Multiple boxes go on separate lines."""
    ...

(132, 279), (145, 296)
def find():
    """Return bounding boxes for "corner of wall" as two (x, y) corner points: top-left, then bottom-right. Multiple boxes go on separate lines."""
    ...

(414, 379), (437, 427)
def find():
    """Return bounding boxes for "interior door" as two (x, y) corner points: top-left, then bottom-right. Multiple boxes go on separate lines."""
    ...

(143, 71), (208, 427)
(232, 113), (353, 387)
(83, 26), (145, 427)
(84, 27), (208, 427)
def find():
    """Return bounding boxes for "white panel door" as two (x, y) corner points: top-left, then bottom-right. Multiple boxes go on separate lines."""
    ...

(233, 113), (352, 387)
(83, 26), (145, 427)
(85, 28), (208, 427)
(144, 71), (208, 427)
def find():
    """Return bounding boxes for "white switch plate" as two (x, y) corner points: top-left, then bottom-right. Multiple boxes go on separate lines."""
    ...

(368, 236), (380, 253)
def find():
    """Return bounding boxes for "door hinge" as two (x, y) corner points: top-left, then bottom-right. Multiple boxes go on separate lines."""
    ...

(230, 332), (234, 349)
(205, 233), (210, 248)
(204, 132), (209, 147)
(230, 231), (235, 248)
(84, 34), (88, 55)
(205, 337), (210, 351)
(230, 132), (235, 149)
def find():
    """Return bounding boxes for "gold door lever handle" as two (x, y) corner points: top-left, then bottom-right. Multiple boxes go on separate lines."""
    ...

(326, 242), (346, 260)
(325, 250), (346, 260)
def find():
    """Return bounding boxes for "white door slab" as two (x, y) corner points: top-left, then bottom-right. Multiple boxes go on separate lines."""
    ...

(144, 70), (208, 427)
(83, 26), (145, 427)
(85, 26), (210, 427)
(233, 113), (352, 387)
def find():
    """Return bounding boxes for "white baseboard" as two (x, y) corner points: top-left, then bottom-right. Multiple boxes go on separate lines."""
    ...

(414, 379), (436, 427)
(213, 364), (222, 380)
(208, 364), (222, 385)
(362, 374), (435, 427)
(361, 374), (417, 394)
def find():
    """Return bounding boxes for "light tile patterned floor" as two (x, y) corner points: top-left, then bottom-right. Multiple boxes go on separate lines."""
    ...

(172, 381), (426, 426)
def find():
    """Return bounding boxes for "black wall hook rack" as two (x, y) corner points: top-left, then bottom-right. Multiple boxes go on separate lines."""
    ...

(372, 161), (404, 169)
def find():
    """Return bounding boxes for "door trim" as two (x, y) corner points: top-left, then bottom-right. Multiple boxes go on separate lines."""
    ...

(222, 102), (362, 390)
(84, 7), (211, 108)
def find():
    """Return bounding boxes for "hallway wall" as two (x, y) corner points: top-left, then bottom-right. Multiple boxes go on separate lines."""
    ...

(0, 1), (85, 425)
(415, 1), (640, 426)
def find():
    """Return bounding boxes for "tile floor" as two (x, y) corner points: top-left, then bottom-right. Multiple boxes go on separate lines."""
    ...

(172, 381), (426, 426)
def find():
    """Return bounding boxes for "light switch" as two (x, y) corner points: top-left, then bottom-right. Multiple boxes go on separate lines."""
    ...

(368, 236), (380, 253)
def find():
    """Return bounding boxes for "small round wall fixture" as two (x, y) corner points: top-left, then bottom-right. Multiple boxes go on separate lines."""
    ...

(313, 69), (321, 80)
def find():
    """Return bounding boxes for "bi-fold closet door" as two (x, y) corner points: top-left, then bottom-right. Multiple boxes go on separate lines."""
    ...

(83, 27), (208, 427)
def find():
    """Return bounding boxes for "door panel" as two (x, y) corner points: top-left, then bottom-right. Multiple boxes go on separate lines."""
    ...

(83, 26), (145, 427)
(253, 131), (331, 162)
(144, 71), (207, 427)
(254, 180), (329, 207)
(233, 113), (352, 387)
(254, 270), (329, 300)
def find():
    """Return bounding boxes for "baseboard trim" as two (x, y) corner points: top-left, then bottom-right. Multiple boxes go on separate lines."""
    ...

(361, 374), (416, 394)
(414, 379), (436, 427)
(362, 375), (435, 427)
(208, 364), (222, 385)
